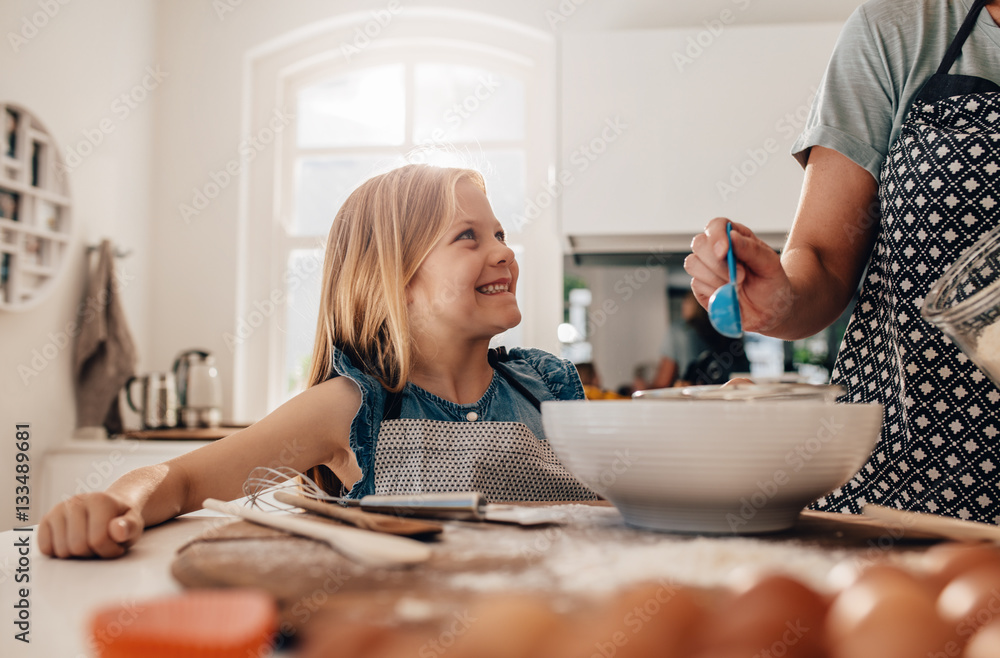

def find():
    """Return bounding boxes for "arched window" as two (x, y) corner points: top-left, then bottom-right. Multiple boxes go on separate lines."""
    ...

(236, 10), (556, 419)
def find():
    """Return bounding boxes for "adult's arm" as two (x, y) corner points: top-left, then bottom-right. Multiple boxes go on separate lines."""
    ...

(684, 145), (879, 340)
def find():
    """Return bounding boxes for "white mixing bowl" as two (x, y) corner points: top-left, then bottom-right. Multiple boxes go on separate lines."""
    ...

(542, 386), (882, 534)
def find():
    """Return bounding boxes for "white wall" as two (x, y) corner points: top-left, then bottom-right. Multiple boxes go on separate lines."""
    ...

(1, 0), (864, 531)
(148, 0), (864, 417)
(0, 0), (157, 530)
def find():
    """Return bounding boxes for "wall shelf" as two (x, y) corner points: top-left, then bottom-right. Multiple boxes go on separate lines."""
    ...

(0, 103), (72, 311)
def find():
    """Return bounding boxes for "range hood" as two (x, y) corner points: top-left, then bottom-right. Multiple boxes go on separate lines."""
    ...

(565, 232), (789, 267)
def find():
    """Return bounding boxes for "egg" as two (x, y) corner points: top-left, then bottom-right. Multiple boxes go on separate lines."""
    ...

(298, 621), (389, 658)
(701, 574), (828, 658)
(966, 620), (1000, 658)
(444, 594), (562, 658)
(826, 564), (955, 658)
(366, 626), (443, 658)
(847, 563), (937, 597)
(937, 563), (1000, 645)
(920, 542), (1000, 593)
(549, 581), (707, 658)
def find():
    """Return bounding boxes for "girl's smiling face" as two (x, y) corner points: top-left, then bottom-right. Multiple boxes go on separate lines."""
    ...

(408, 180), (520, 342)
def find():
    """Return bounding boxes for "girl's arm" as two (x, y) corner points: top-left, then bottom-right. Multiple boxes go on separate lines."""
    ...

(38, 376), (361, 559)
(685, 146), (879, 340)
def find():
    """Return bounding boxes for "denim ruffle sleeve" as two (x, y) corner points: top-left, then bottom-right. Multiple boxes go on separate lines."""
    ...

(501, 347), (586, 403)
(329, 346), (384, 498)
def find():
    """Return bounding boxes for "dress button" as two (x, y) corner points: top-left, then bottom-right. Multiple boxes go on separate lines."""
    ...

(466, 411), (479, 422)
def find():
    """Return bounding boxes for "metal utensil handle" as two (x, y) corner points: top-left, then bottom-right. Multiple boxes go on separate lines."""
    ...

(358, 491), (487, 521)
(726, 222), (737, 283)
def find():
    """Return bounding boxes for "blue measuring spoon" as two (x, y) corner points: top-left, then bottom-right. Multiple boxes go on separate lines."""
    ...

(708, 222), (743, 338)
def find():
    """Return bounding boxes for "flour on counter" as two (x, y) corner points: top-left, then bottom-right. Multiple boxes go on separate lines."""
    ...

(432, 505), (925, 598)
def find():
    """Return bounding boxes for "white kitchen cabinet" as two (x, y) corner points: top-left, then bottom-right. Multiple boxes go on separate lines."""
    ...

(560, 23), (843, 251)
(38, 440), (212, 520)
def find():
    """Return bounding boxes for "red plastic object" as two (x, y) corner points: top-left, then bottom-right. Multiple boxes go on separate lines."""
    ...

(89, 588), (278, 658)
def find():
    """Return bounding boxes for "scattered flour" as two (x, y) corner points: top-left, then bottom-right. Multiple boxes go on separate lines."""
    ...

(431, 505), (915, 597)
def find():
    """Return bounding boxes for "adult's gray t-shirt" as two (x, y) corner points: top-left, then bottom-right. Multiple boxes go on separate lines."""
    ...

(792, 0), (1000, 180)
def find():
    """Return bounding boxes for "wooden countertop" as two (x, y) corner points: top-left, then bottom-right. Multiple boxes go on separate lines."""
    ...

(0, 504), (945, 656)
(171, 503), (942, 638)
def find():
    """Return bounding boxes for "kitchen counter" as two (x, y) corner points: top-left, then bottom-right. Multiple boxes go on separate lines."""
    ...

(0, 505), (940, 657)
(38, 439), (214, 520)
(0, 513), (224, 657)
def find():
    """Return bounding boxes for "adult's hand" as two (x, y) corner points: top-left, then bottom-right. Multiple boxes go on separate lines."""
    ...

(685, 218), (795, 334)
(685, 148), (880, 340)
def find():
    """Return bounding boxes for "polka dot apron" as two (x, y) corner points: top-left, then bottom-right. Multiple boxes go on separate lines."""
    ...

(818, 0), (1000, 521)
(372, 350), (598, 503)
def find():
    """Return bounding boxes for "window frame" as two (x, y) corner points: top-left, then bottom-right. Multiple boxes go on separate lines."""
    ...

(237, 10), (557, 420)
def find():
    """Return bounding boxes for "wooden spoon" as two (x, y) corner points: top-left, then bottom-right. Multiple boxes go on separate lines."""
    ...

(202, 498), (432, 568)
(863, 504), (1000, 543)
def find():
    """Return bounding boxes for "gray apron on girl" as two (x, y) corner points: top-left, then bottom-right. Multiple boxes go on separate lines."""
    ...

(822, 0), (1000, 522)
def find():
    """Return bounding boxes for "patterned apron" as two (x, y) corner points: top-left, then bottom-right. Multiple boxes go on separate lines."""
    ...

(819, 0), (1000, 522)
(372, 351), (598, 503)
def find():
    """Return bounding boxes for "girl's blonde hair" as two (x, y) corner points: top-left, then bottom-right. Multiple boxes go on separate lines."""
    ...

(305, 164), (486, 494)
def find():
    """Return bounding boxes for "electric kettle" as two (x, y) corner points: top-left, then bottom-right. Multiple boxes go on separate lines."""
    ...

(173, 349), (223, 428)
(125, 372), (179, 429)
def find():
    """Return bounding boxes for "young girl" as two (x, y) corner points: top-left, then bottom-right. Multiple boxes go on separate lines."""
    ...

(39, 164), (596, 559)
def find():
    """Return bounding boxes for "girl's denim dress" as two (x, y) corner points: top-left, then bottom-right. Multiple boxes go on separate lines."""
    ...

(331, 346), (597, 502)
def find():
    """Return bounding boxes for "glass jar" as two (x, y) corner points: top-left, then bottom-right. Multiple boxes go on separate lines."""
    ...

(923, 223), (1000, 388)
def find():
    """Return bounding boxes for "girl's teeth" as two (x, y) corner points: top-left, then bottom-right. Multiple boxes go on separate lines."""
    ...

(477, 284), (508, 294)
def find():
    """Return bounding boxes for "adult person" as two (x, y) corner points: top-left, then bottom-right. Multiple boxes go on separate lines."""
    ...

(685, 0), (1000, 522)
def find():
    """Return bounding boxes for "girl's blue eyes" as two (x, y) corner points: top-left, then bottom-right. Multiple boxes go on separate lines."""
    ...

(457, 229), (506, 243)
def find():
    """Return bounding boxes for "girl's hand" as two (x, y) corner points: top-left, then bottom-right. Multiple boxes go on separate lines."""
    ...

(38, 492), (144, 559)
(685, 218), (795, 334)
